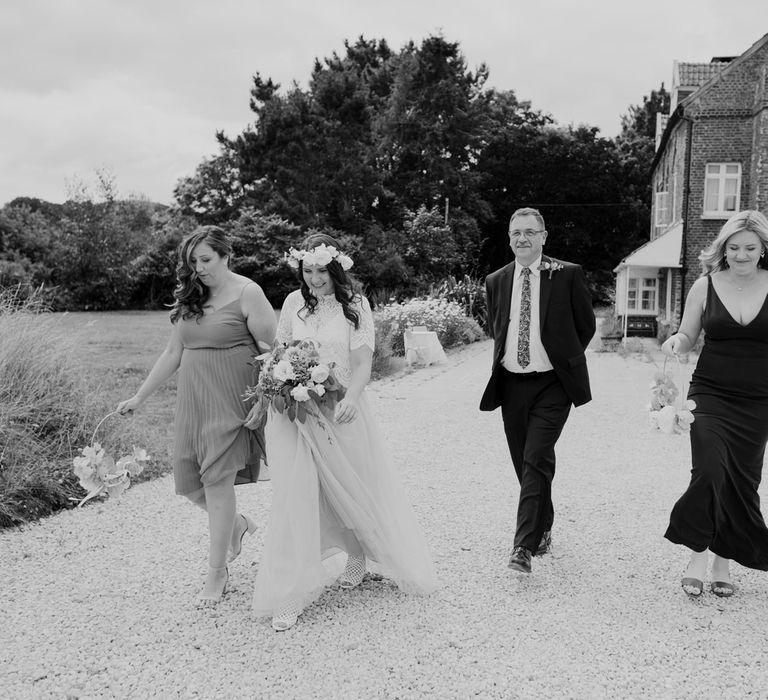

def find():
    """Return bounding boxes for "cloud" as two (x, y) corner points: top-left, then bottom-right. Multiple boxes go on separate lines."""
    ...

(2, 0), (767, 204)
(0, 73), (241, 203)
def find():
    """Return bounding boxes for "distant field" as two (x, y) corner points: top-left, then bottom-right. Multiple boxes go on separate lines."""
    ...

(57, 309), (174, 372)
(56, 310), (179, 472)
(55, 309), (283, 475)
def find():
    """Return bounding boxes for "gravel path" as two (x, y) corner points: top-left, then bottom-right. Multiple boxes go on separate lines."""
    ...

(3, 341), (768, 699)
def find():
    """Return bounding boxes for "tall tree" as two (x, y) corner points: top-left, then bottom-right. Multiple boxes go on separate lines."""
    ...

(614, 83), (671, 240)
(477, 123), (642, 298)
(222, 38), (395, 234)
(374, 36), (492, 225)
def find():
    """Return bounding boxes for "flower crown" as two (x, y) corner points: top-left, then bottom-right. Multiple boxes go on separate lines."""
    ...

(285, 243), (354, 271)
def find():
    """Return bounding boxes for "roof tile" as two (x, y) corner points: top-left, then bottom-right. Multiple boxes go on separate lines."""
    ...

(676, 62), (728, 87)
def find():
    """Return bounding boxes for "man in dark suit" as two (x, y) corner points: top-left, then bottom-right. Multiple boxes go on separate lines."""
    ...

(480, 207), (595, 573)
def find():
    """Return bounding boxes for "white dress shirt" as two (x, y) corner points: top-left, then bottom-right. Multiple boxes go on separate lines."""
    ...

(502, 256), (554, 373)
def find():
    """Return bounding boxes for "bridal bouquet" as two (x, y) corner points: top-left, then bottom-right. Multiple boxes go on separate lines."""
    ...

(72, 412), (151, 507)
(243, 340), (346, 431)
(648, 364), (696, 435)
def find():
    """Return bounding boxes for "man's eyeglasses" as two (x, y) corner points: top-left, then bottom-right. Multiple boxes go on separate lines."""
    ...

(509, 229), (545, 239)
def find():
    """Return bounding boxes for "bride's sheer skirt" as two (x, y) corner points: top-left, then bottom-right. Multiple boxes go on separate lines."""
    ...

(251, 393), (438, 617)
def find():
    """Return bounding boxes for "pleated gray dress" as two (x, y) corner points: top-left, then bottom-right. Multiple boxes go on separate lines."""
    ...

(173, 290), (264, 499)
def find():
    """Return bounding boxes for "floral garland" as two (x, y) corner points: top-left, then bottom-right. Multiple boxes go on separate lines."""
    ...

(285, 243), (353, 271)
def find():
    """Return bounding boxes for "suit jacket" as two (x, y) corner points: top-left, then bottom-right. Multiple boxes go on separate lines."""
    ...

(479, 255), (596, 410)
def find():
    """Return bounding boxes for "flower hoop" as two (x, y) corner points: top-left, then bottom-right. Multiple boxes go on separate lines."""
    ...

(649, 356), (696, 435)
(71, 411), (150, 508)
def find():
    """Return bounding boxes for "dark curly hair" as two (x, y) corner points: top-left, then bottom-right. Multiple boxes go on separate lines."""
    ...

(169, 226), (233, 323)
(296, 233), (361, 329)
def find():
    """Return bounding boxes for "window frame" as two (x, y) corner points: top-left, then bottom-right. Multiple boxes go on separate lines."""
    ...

(626, 276), (658, 314)
(654, 191), (670, 228)
(703, 162), (741, 218)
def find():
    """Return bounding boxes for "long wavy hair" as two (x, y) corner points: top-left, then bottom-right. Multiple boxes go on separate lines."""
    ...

(169, 226), (233, 323)
(699, 209), (768, 275)
(296, 232), (361, 329)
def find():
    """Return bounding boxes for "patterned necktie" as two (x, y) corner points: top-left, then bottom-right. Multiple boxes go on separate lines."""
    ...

(517, 266), (531, 368)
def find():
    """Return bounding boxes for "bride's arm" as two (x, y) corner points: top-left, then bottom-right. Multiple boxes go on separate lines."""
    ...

(334, 345), (372, 424)
(335, 295), (374, 424)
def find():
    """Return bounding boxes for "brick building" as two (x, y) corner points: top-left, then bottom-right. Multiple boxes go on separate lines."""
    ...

(613, 33), (768, 337)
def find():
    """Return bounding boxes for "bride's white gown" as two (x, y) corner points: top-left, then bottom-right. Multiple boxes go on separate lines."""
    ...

(251, 290), (438, 617)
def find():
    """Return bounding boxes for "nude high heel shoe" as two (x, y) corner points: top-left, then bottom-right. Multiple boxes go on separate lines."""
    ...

(228, 513), (257, 563)
(195, 566), (229, 608)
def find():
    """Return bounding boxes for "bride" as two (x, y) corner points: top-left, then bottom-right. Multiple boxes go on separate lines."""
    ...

(249, 233), (438, 630)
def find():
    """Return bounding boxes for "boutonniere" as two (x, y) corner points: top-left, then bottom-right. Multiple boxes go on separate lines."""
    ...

(539, 260), (564, 279)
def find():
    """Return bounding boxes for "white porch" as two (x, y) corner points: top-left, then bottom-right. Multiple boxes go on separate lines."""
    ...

(613, 224), (683, 335)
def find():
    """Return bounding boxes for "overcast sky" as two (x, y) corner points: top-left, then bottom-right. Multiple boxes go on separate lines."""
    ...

(1, 0), (767, 206)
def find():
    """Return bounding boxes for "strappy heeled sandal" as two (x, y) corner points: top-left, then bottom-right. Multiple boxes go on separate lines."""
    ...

(711, 580), (735, 598)
(681, 577), (704, 598)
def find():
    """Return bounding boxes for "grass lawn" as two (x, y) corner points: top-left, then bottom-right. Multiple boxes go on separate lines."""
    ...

(56, 310), (182, 478)
(1, 305), (464, 526)
(56, 309), (284, 481)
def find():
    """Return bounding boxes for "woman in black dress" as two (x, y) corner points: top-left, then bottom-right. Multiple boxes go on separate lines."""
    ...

(662, 210), (768, 598)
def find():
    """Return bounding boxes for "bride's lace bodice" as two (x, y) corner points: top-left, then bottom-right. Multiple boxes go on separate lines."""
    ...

(276, 290), (375, 386)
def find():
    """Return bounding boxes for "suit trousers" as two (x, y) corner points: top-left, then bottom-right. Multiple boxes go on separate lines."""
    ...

(500, 368), (571, 550)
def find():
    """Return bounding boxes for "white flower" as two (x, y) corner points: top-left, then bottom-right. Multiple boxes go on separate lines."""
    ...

(284, 248), (303, 269)
(337, 254), (354, 270)
(291, 384), (311, 402)
(72, 413), (151, 508)
(273, 359), (296, 382)
(656, 405), (678, 434)
(311, 364), (330, 383)
(304, 244), (334, 266)
(677, 409), (695, 429)
(313, 384), (326, 397)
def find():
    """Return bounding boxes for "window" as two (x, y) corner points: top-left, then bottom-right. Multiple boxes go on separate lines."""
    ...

(655, 192), (670, 227)
(640, 278), (657, 311)
(627, 277), (657, 312)
(704, 163), (741, 216)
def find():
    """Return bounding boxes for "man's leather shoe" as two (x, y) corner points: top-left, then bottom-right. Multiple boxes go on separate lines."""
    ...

(508, 546), (532, 573)
(534, 530), (552, 556)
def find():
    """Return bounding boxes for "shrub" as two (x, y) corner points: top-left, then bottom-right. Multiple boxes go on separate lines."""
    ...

(429, 275), (487, 331)
(656, 318), (673, 345)
(374, 297), (485, 356)
(402, 205), (462, 281)
(0, 290), (142, 527)
(371, 314), (397, 378)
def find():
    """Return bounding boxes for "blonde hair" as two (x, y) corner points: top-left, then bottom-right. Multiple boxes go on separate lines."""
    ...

(698, 209), (768, 275)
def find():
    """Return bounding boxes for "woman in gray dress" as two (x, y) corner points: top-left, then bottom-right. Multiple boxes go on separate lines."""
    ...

(118, 226), (276, 606)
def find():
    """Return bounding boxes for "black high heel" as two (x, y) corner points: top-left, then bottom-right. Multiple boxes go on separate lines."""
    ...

(681, 577), (704, 598)
(711, 581), (735, 598)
